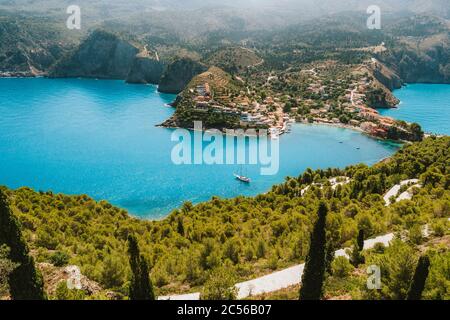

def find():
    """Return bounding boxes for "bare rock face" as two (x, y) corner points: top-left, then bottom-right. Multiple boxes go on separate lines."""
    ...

(371, 61), (403, 91)
(126, 56), (164, 84)
(50, 30), (139, 79)
(38, 263), (102, 296)
(158, 57), (208, 94)
(375, 34), (450, 85)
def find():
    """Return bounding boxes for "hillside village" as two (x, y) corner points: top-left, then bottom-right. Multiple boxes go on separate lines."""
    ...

(164, 57), (423, 141)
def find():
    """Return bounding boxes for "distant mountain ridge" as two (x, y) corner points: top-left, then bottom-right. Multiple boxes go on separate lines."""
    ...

(1, 5), (449, 86)
(1, 1), (448, 37)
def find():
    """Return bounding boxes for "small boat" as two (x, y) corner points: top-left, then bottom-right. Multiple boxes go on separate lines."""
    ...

(234, 173), (251, 183)
(356, 147), (361, 150)
(234, 165), (251, 183)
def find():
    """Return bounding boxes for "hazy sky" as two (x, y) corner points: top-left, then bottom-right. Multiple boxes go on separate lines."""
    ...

(1, 0), (448, 11)
(1, 0), (448, 21)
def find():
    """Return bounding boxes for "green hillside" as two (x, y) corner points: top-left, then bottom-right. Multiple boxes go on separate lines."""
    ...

(1, 137), (448, 299)
(205, 47), (263, 74)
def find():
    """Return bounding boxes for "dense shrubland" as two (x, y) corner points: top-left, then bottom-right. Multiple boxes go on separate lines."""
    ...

(1, 137), (448, 298)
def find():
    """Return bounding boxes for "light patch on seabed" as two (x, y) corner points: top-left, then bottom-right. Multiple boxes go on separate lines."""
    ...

(171, 121), (279, 176)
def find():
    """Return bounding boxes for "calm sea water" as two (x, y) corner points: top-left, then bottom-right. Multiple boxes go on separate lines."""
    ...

(379, 83), (450, 135)
(0, 78), (400, 219)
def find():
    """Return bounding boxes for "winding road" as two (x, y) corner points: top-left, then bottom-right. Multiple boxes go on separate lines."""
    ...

(158, 178), (435, 300)
(383, 179), (420, 206)
(158, 233), (395, 300)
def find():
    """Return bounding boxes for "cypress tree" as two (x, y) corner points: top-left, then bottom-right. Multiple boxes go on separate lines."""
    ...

(407, 255), (430, 300)
(127, 235), (155, 300)
(299, 201), (328, 300)
(128, 235), (140, 299)
(139, 257), (155, 300)
(325, 242), (335, 275)
(350, 229), (365, 267)
(177, 217), (185, 236)
(0, 190), (46, 300)
(357, 229), (365, 252)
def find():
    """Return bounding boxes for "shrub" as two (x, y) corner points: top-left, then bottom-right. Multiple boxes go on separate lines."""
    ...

(256, 240), (267, 259)
(408, 225), (423, 245)
(200, 266), (237, 300)
(367, 240), (417, 299)
(54, 281), (86, 300)
(100, 256), (126, 289)
(332, 256), (354, 278)
(372, 242), (386, 254)
(431, 220), (448, 237)
(49, 251), (70, 267)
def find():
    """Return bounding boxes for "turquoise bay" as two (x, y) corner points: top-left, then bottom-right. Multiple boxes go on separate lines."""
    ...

(0, 78), (399, 219)
(379, 83), (450, 135)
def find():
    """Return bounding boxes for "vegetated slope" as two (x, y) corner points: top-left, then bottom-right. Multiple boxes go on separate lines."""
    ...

(377, 16), (450, 84)
(249, 235), (450, 300)
(50, 30), (141, 79)
(0, 13), (77, 75)
(161, 66), (243, 129)
(1, 137), (448, 297)
(205, 47), (263, 74)
(2, 0), (449, 33)
(2, 8), (448, 85)
(249, 14), (450, 85)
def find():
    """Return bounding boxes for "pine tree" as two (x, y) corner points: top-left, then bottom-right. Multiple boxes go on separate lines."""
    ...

(127, 235), (155, 300)
(0, 190), (46, 300)
(406, 255), (430, 300)
(299, 201), (328, 300)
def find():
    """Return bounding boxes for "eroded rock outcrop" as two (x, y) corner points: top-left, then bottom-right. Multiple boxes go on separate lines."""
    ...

(158, 57), (208, 94)
(38, 263), (102, 296)
(126, 53), (164, 84)
(375, 37), (450, 84)
(371, 60), (403, 91)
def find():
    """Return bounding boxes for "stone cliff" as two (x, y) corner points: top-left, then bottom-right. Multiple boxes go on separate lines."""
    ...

(375, 33), (450, 84)
(126, 53), (164, 85)
(158, 58), (208, 94)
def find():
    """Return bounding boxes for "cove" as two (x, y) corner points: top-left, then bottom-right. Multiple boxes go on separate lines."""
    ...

(0, 78), (399, 219)
(379, 83), (450, 135)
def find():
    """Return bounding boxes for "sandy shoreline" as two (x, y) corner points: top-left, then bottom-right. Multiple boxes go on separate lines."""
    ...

(157, 120), (408, 143)
(306, 120), (365, 134)
(306, 120), (410, 144)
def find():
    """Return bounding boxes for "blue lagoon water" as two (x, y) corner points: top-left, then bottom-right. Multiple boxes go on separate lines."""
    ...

(0, 78), (399, 219)
(379, 84), (450, 135)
